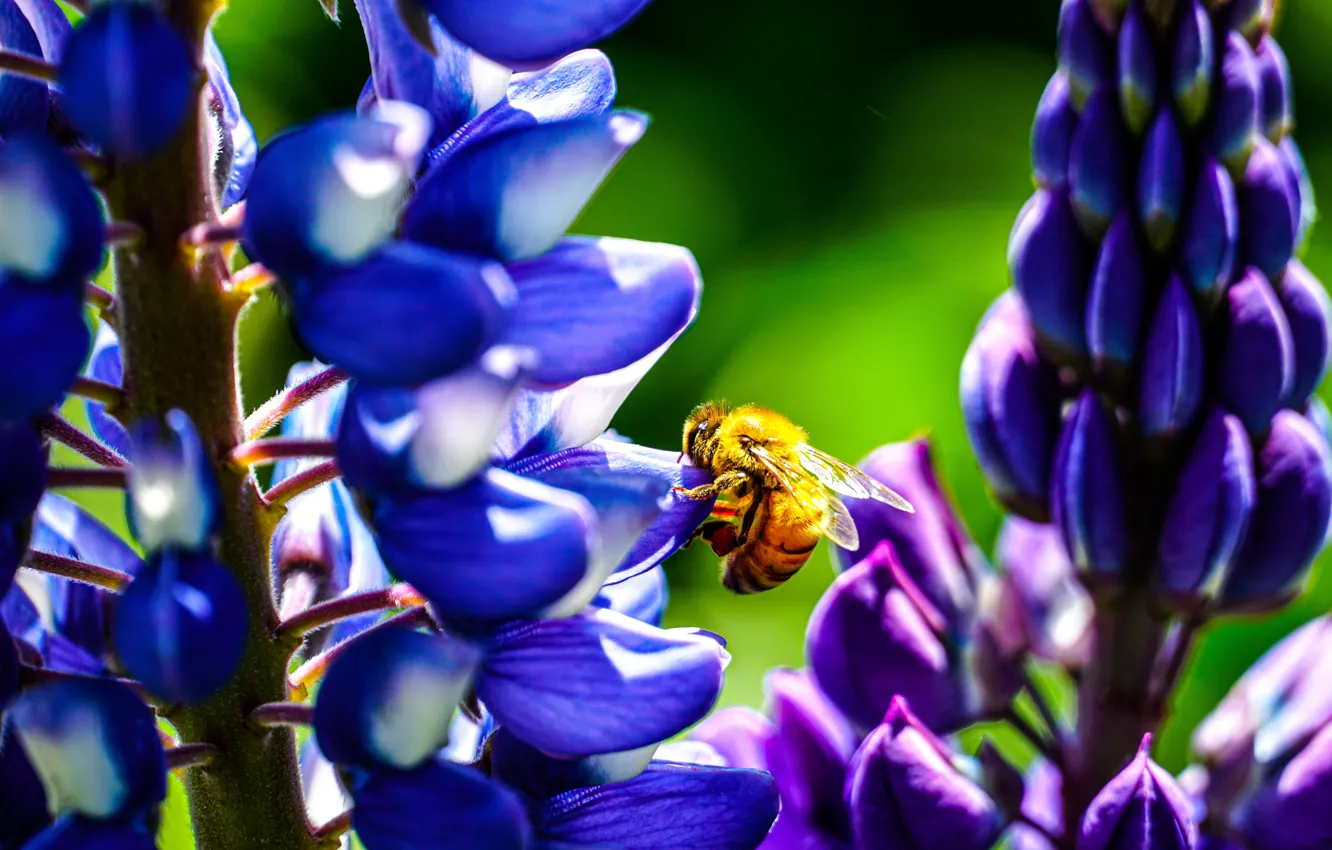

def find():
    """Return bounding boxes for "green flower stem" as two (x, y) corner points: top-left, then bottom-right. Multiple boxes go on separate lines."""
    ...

(98, 1), (318, 846)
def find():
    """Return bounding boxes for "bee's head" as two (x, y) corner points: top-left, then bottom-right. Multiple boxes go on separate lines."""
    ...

(683, 401), (726, 466)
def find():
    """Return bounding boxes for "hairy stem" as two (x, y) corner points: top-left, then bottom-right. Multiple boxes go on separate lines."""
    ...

(99, 1), (315, 846)
(276, 584), (425, 641)
(23, 549), (131, 592)
(263, 460), (341, 508)
(245, 366), (347, 439)
(36, 413), (128, 468)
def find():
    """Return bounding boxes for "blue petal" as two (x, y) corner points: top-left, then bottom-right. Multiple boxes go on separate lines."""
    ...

(34, 493), (143, 577)
(82, 323), (128, 458)
(242, 105), (432, 280)
(402, 111), (648, 262)
(506, 437), (714, 582)
(0, 418), (44, 524)
(12, 0), (70, 64)
(0, 281), (88, 421)
(22, 816), (156, 850)
(314, 625), (481, 771)
(0, 725), (49, 848)
(125, 411), (218, 554)
(371, 468), (597, 626)
(501, 237), (701, 386)
(288, 241), (510, 386)
(203, 33), (257, 209)
(353, 0), (510, 146)
(326, 481), (395, 648)
(350, 758), (531, 850)
(0, 618), (16, 707)
(534, 762), (779, 849)
(494, 345), (675, 461)
(593, 565), (668, 626)
(336, 348), (530, 494)
(429, 49), (616, 167)
(58, 3), (195, 159)
(0, 136), (104, 285)
(490, 725), (656, 800)
(112, 550), (248, 704)
(0, 2), (48, 138)
(422, 0), (651, 68)
(30, 494), (142, 665)
(7, 677), (165, 820)
(476, 608), (728, 757)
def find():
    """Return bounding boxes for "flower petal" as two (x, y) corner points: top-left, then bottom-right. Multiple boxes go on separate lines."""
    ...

(0, 725), (49, 847)
(506, 437), (713, 584)
(0, 135), (104, 284)
(22, 816), (155, 850)
(477, 608), (728, 757)
(351, 757), (531, 850)
(0, 283), (88, 421)
(421, 0), (652, 68)
(534, 762), (779, 849)
(402, 111), (648, 262)
(500, 237), (701, 385)
(113, 550), (248, 704)
(203, 33), (257, 209)
(8, 677), (165, 820)
(354, 0), (509, 146)
(125, 410), (218, 554)
(592, 564), (668, 626)
(490, 725), (656, 800)
(688, 706), (773, 772)
(0, 3), (49, 139)
(764, 668), (855, 834)
(82, 323), (128, 458)
(313, 625), (481, 771)
(288, 241), (510, 387)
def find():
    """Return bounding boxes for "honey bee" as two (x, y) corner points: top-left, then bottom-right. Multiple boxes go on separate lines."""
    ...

(678, 401), (914, 593)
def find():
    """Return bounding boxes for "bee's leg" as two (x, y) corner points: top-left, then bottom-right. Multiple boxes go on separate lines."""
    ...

(684, 519), (732, 548)
(735, 498), (761, 546)
(674, 470), (752, 502)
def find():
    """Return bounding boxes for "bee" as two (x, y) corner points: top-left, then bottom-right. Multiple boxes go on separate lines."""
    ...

(678, 401), (913, 593)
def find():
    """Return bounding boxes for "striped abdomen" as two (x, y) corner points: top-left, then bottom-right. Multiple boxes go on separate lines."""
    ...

(721, 490), (821, 594)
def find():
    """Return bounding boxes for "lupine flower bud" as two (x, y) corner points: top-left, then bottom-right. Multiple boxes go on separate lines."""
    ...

(1059, 0), (1113, 109)
(689, 707), (772, 771)
(1157, 410), (1255, 609)
(1139, 109), (1186, 252)
(836, 437), (982, 621)
(1279, 137), (1316, 254)
(113, 549), (248, 704)
(1172, 0), (1214, 126)
(845, 696), (1005, 850)
(1033, 73), (1076, 189)
(1053, 389), (1126, 580)
(1070, 90), (1127, 237)
(403, 112), (648, 262)
(1219, 268), (1295, 435)
(1180, 158), (1239, 303)
(1210, 32), (1261, 176)
(1078, 736), (1198, 850)
(1240, 138), (1299, 281)
(1235, 723), (1332, 850)
(763, 668), (856, 839)
(125, 411), (217, 554)
(59, 3), (195, 159)
(418, 0), (652, 68)
(1011, 758), (1065, 850)
(1255, 37), (1293, 143)
(807, 542), (975, 734)
(1117, 4), (1157, 136)
(994, 516), (1094, 668)
(314, 625), (482, 771)
(961, 292), (1062, 519)
(1221, 410), (1332, 611)
(1009, 190), (1091, 364)
(8, 678), (166, 820)
(1087, 213), (1147, 379)
(1276, 260), (1332, 408)
(243, 103), (432, 280)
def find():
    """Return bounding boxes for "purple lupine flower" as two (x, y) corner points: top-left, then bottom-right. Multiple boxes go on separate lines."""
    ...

(1079, 736), (1197, 850)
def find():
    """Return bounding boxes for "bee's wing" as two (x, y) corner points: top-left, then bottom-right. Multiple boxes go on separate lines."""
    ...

(748, 443), (861, 550)
(794, 444), (915, 513)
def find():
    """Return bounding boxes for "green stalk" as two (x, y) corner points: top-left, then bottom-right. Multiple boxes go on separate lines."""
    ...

(99, 2), (317, 846)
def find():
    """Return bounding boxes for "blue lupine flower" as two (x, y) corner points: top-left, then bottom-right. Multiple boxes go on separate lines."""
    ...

(58, 2), (196, 159)
(414, 0), (652, 68)
(1079, 736), (1197, 850)
(8, 678), (164, 839)
(0, 421), (46, 595)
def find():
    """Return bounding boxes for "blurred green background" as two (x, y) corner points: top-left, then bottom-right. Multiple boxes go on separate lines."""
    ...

(82, 0), (1332, 842)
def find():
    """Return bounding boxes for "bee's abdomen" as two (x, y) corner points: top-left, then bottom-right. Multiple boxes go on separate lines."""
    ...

(721, 526), (817, 594)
